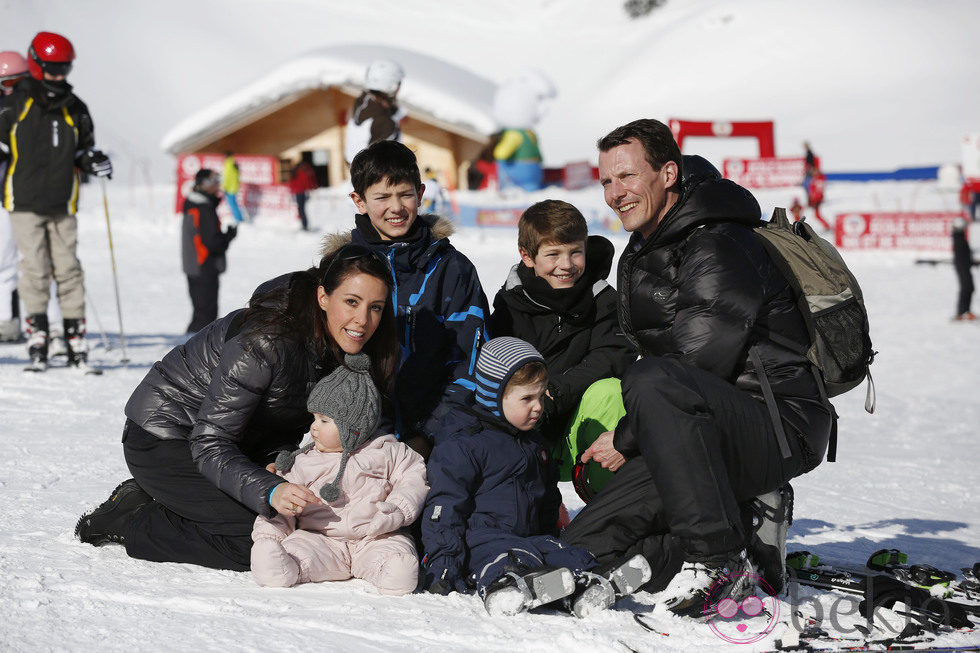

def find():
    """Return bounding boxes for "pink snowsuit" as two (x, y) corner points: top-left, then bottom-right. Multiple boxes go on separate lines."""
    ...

(250, 434), (428, 595)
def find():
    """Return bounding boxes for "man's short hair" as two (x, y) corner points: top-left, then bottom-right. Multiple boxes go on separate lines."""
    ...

(518, 200), (588, 258)
(349, 140), (422, 197)
(507, 360), (548, 390)
(597, 119), (683, 181)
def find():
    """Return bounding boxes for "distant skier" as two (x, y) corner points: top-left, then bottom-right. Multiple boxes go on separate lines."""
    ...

(344, 59), (406, 165)
(287, 157), (317, 231)
(0, 50), (29, 342)
(182, 169), (237, 333)
(952, 217), (975, 321)
(0, 32), (112, 370)
(222, 152), (245, 224)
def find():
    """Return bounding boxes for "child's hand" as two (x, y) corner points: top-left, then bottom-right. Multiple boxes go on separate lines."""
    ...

(271, 482), (322, 517)
(365, 501), (405, 536)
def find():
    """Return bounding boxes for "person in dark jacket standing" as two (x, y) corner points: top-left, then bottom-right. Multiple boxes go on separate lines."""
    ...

(182, 168), (237, 333)
(0, 32), (112, 369)
(333, 139), (489, 458)
(74, 245), (400, 571)
(952, 217), (975, 320)
(489, 200), (635, 492)
(560, 119), (833, 618)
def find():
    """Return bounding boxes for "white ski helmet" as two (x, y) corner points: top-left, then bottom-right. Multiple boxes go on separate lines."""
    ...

(364, 59), (404, 95)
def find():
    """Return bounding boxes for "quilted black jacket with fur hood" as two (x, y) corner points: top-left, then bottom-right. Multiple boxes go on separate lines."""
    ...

(124, 280), (335, 516)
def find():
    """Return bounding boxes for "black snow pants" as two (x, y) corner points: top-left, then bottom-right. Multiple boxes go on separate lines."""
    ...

(562, 357), (829, 592)
(955, 263), (974, 316)
(186, 265), (220, 333)
(122, 421), (255, 571)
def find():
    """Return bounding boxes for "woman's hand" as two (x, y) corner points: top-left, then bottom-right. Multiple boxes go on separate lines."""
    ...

(580, 430), (625, 472)
(270, 482), (322, 517)
(265, 462), (277, 473)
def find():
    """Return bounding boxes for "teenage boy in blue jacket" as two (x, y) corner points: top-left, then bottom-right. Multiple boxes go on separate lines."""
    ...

(324, 140), (489, 458)
(420, 337), (650, 617)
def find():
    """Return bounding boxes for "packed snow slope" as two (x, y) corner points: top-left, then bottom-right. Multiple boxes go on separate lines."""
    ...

(0, 179), (978, 651)
(1, 0), (978, 184)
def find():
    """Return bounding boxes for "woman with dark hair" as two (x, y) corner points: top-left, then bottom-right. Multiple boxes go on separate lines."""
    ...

(75, 245), (399, 571)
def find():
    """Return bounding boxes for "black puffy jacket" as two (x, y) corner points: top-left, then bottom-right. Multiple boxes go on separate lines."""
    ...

(124, 280), (335, 516)
(615, 170), (832, 463)
(490, 236), (636, 441)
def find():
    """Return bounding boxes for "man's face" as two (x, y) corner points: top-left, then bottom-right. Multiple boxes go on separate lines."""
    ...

(598, 139), (678, 239)
(350, 177), (423, 241)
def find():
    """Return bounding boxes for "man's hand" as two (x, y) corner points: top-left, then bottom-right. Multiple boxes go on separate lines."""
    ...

(580, 430), (625, 472)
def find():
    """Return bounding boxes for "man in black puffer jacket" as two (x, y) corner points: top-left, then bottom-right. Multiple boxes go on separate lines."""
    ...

(560, 119), (834, 618)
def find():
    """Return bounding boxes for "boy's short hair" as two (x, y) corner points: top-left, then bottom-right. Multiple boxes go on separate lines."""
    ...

(506, 360), (548, 391)
(349, 140), (422, 197)
(518, 200), (588, 258)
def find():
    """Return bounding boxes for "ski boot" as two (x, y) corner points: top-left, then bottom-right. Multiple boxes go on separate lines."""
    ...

(24, 313), (48, 371)
(570, 554), (653, 618)
(0, 316), (21, 342)
(64, 318), (89, 367)
(483, 566), (577, 617)
(743, 483), (793, 594)
(75, 479), (153, 546)
(48, 329), (68, 359)
(659, 549), (756, 619)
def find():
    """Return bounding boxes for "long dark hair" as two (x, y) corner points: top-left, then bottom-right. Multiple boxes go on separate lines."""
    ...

(243, 249), (398, 394)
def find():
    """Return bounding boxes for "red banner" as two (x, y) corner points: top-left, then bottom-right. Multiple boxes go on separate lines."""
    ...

(175, 153), (295, 223)
(723, 157), (810, 188)
(834, 211), (966, 250)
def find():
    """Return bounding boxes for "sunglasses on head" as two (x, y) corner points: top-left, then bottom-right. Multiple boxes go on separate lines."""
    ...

(322, 244), (391, 281)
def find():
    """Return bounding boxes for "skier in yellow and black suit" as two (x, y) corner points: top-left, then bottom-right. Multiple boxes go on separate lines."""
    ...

(0, 31), (112, 369)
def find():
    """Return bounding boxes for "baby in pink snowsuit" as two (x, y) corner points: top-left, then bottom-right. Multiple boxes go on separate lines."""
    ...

(250, 352), (428, 595)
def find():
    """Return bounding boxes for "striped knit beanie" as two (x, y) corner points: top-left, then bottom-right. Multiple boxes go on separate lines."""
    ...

(474, 337), (544, 417)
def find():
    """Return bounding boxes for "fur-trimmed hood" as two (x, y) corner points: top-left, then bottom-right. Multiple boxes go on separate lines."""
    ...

(318, 214), (455, 259)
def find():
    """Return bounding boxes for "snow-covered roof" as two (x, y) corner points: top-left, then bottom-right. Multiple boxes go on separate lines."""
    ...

(160, 44), (498, 154)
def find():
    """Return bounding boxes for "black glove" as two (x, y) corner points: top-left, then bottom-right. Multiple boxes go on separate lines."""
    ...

(225, 224), (238, 242)
(419, 557), (467, 595)
(80, 149), (112, 178)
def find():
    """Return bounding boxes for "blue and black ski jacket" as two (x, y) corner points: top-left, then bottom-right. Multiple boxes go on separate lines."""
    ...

(321, 214), (489, 441)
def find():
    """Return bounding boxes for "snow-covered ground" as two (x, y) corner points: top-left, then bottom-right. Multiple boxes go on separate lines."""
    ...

(1, 179), (978, 651)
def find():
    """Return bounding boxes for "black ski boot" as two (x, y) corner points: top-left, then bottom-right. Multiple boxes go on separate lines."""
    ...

(24, 313), (48, 371)
(659, 549), (756, 619)
(570, 554), (653, 618)
(742, 483), (793, 594)
(483, 566), (577, 616)
(63, 318), (89, 367)
(75, 479), (153, 546)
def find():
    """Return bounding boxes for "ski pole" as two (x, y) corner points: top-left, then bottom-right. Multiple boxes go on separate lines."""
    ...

(100, 178), (129, 363)
(84, 288), (112, 352)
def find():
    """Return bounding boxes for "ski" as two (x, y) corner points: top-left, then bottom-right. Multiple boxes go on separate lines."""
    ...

(21, 360), (103, 375)
(867, 548), (980, 602)
(785, 551), (980, 628)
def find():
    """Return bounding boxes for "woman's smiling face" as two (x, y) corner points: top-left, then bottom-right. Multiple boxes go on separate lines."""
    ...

(318, 271), (388, 353)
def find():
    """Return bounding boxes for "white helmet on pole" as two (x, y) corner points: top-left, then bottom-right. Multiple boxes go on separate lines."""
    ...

(364, 59), (404, 95)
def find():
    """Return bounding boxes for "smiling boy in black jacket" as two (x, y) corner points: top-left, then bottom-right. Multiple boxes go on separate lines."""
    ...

(489, 200), (635, 496)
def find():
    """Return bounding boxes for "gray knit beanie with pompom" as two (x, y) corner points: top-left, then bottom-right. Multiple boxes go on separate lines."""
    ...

(274, 352), (382, 502)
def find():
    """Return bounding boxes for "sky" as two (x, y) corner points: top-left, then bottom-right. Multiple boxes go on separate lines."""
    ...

(1, 0), (978, 186)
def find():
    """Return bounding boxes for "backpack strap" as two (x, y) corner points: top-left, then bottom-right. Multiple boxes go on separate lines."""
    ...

(749, 345), (792, 459)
